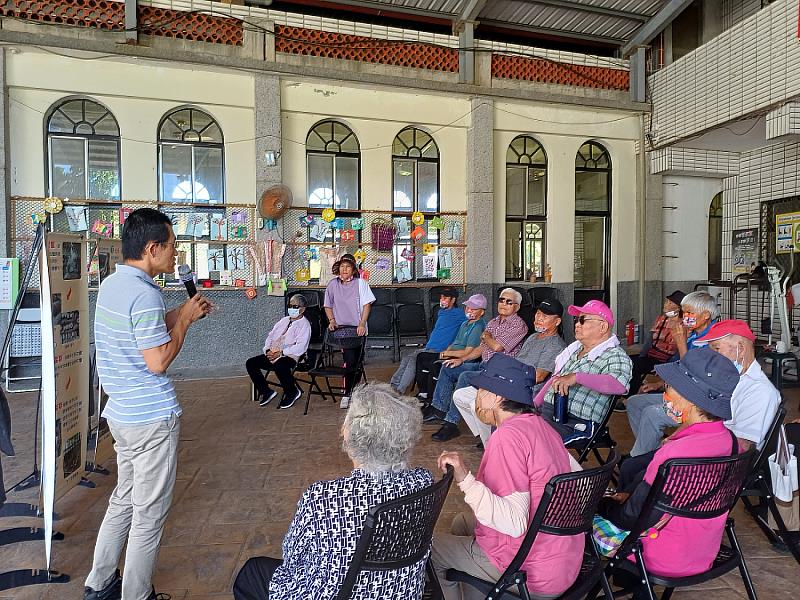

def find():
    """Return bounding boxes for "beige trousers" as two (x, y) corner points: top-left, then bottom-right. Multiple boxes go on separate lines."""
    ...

(453, 386), (493, 445)
(85, 413), (181, 600)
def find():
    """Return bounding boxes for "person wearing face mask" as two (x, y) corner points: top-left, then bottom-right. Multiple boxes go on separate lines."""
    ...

(429, 354), (584, 600)
(616, 291), (685, 413)
(453, 299), (567, 446)
(389, 288), (466, 394)
(413, 295), (488, 401)
(324, 253), (376, 409)
(598, 348), (743, 583)
(246, 294), (312, 409)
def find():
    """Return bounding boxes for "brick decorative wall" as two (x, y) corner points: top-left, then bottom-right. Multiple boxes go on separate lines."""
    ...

(491, 54), (629, 90)
(0, 0), (243, 45)
(274, 24), (459, 72)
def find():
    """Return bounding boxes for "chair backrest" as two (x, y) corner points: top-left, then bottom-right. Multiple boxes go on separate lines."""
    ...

(750, 403), (786, 477)
(371, 288), (395, 306)
(498, 452), (619, 583)
(335, 466), (454, 600)
(498, 286), (533, 306)
(395, 287), (424, 305)
(302, 306), (326, 345)
(285, 289), (322, 308)
(565, 396), (619, 458)
(367, 304), (395, 336)
(529, 286), (559, 307)
(397, 303), (428, 336)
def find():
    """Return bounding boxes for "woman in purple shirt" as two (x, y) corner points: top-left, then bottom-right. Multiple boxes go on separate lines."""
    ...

(323, 254), (376, 408)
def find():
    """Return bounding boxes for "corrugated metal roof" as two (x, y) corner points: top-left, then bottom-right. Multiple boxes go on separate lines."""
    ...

(316, 0), (672, 45)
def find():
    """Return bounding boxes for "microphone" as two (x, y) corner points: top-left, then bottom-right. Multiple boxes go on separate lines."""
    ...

(178, 264), (205, 319)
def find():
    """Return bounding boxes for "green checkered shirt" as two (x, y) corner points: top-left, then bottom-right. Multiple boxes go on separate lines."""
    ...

(544, 345), (632, 423)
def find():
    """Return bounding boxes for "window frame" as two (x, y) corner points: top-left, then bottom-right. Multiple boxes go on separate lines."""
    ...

(574, 141), (612, 298)
(505, 135), (547, 282)
(45, 97), (122, 201)
(305, 120), (361, 210)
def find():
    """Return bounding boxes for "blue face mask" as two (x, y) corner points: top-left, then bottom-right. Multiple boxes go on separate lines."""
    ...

(732, 346), (744, 374)
(288, 307), (301, 318)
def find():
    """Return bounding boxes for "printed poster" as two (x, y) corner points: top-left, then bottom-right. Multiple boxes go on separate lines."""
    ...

(731, 228), (758, 274)
(776, 211), (800, 254)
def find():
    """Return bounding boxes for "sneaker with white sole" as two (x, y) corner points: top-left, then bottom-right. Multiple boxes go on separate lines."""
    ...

(340, 396), (350, 409)
(259, 389), (278, 407)
(279, 388), (302, 409)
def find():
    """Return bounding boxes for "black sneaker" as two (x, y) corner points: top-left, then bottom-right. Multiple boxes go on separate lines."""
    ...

(279, 388), (302, 409)
(422, 406), (446, 423)
(613, 401), (627, 413)
(84, 570), (122, 600)
(259, 389), (278, 407)
(146, 589), (171, 600)
(432, 422), (461, 442)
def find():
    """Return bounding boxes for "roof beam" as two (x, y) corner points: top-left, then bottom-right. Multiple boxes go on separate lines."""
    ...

(515, 0), (649, 23)
(621, 0), (694, 57)
(479, 18), (625, 45)
(456, 0), (489, 23)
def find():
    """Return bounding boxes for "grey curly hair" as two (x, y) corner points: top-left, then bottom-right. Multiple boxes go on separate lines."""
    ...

(341, 383), (422, 475)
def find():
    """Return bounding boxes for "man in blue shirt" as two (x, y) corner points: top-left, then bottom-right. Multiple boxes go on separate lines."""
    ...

(390, 288), (465, 394)
(85, 209), (209, 600)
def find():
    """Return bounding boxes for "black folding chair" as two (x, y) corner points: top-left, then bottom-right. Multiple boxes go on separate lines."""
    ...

(395, 288), (429, 361)
(366, 303), (397, 360)
(444, 451), (619, 600)
(566, 396), (619, 466)
(605, 450), (757, 600)
(529, 286), (559, 308)
(371, 287), (395, 306)
(498, 287), (534, 335)
(304, 329), (367, 414)
(738, 404), (799, 563)
(335, 466), (454, 600)
(285, 288), (323, 309)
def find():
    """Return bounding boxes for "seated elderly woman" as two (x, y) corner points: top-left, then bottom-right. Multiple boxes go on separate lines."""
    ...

(430, 354), (584, 600)
(246, 293), (312, 409)
(599, 348), (742, 582)
(232, 383), (432, 600)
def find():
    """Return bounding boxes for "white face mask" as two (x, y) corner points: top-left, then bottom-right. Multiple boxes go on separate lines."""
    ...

(534, 326), (547, 333)
(466, 309), (480, 320)
(288, 307), (301, 318)
(440, 299), (451, 309)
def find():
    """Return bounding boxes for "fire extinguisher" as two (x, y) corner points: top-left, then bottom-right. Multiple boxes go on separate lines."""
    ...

(626, 319), (635, 346)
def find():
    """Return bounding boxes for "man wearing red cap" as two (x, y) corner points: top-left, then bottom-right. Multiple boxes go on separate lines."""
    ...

(626, 319), (780, 458)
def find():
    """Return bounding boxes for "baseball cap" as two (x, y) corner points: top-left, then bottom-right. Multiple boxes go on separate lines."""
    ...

(694, 319), (756, 344)
(439, 287), (459, 299)
(470, 354), (537, 406)
(462, 294), (488, 310)
(537, 298), (564, 317)
(567, 299), (615, 327)
(654, 348), (737, 420)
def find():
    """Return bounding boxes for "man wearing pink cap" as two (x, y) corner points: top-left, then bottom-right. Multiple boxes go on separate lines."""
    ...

(626, 319), (780, 459)
(532, 300), (632, 443)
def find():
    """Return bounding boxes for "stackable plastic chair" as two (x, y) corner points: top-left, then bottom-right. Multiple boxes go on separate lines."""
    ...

(303, 329), (367, 413)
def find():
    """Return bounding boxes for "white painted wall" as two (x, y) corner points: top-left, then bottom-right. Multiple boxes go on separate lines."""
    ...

(662, 175), (723, 281)
(7, 48), (256, 203)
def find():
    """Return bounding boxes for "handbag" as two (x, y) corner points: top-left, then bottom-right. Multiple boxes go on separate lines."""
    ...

(768, 425), (800, 531)
(371, 218), (396, 252)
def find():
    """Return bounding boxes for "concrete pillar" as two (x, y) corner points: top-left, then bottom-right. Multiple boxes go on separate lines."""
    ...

(0, 48), (9, 258)
(465, 97), (493, 284)
(254, 73), (282, 241)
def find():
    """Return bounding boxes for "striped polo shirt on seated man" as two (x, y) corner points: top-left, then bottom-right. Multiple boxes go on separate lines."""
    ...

(95, 264), (179, 424)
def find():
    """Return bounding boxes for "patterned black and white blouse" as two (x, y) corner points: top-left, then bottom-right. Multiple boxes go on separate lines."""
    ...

(268, 467), (434, 600)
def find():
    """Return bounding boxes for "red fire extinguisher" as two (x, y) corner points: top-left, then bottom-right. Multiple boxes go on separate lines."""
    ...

(626, 319), (635, 346)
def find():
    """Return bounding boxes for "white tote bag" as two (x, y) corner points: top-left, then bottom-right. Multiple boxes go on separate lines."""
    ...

(768, 426), (798, 503)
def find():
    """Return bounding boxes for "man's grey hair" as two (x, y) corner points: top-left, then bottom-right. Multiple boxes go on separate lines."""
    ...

(288, 293), (307, 307)
(681, 291), (719, 320)
(342, 383), (421, 475)
(499, 288), (523, 305)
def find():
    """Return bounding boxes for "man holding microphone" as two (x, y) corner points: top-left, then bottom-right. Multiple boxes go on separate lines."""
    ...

(85, 208), (210, 600)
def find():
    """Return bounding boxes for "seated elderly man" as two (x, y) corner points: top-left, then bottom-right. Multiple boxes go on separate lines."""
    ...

(233, 383), (432, 600)
(246, 293), (312, 409)
(390, 287), (465, 394)
(453, 298), (566, 445)
(430, 354), (584, 600)
(625, 319), (780, 460)
(533, 300), (632, 444)
(423, 288), (528, 442)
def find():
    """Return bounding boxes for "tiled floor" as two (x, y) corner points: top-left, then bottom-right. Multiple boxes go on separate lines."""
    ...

(1, 362), (799, 599)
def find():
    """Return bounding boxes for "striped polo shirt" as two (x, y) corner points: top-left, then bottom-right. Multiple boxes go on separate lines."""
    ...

(95, 264), (180, 425)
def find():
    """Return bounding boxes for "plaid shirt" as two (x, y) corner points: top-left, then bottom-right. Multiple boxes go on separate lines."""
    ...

(482, 313), (528, 361)
(544, 343), (632, 423)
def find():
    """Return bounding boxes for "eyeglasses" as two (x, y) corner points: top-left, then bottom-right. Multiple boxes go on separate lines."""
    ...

(288, 304), (303, 308)
(498, 298), (518, 306)
(573, 315), (604, 325)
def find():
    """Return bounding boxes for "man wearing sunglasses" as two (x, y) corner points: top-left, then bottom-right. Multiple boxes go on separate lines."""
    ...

(532, 300), (632, 444)
(423, 289), (528, 442)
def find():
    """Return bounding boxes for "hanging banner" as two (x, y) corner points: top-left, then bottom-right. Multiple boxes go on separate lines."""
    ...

(91, 238), (122, 468)
(776, 211), (800, 254)
(41, 233), (90, 523)
(731, 227), (759, 274)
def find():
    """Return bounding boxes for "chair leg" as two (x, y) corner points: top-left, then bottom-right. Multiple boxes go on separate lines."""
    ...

(631, 546), (657, 600)
(660, 588), (674, 600)
(726, 522), (759, 599)
(303, 385), (312, 416)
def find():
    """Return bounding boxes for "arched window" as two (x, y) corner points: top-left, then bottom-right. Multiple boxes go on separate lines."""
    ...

(158, 107), (224, 204)
(574, 141), (611, 305)
(392, 127), (441, 281)
(46, 98), (121, 200)
(306, 120), (360, 209)
(708, 192), (723, 281)
(505, 135), (547, 281)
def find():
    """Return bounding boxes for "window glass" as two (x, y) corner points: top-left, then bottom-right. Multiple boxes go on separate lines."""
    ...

(574, 216), (606, 289)
(161, 145), (193, 203)
(505, 221), (522, 280)
(335, 156), (359, 209)
(526, 168), (546, 217)
(418, 161), (438, 212)
(50, 137), (86, 199)
(524, 222), (545, 280)
(88, 139), (120, 200)
(307, 154), (334, 207)
(506, 166), (526, 217)
(393, 159), (414, 210)
(194, 146), (224, 205)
